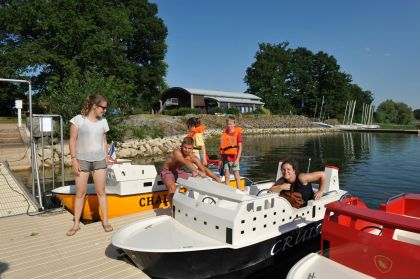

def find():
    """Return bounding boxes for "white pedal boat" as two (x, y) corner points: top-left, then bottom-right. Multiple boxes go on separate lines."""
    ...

(112, 166), (346, 278)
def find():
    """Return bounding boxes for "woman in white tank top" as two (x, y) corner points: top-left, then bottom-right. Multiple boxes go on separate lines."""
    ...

(66, 95), (113, 236)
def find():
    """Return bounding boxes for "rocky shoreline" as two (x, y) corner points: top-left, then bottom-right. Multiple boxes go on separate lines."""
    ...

(39, 127), (336, 168)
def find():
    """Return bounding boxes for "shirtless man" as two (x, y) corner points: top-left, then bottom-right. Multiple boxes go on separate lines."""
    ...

(160, 137), (221, 203)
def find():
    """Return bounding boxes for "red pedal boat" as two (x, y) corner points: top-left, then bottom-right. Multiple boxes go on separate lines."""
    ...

(287, 193), (420, 278)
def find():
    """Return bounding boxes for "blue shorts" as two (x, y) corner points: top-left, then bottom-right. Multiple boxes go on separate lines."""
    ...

(223, 161), (240, 172)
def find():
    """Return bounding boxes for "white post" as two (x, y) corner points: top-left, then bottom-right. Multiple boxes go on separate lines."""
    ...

(15, 100), (23, 127)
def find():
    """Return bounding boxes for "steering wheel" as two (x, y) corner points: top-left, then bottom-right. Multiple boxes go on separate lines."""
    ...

(360, 225), (383, 236)
(202, 196), (216, 205)
(256, 189), (270, 196)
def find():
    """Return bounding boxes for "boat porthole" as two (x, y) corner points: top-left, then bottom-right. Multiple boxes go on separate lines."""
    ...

(194, 217), (197, 221)
(253, 227), (256, 231)
(289, 216), (292, 220)
(282, 209), (285, 213)
(282, 218), (285, 222)
(273, 221), (276, 225)
(307, 211), (310, 214)
(274, 212), (277, 215)
(241, 220), (245, 223)
(264, 224), (267, 228)
(185, 213), (188, 217)
(204, 221), (207, 225)
(178, 209), (180, 213)
(296, 215), (298, 218)
(253, 217), (257, 221)
(264, 214), (267, 218)
(241, 230), (244, 234)
(215, 226), (219, 229)
(302, 213), (304, 216)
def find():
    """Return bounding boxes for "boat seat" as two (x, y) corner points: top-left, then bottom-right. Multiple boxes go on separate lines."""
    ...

(393, 229), (420, 245)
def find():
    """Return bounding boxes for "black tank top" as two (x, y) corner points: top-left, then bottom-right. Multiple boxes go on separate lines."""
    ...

(287, 174), (314, 205)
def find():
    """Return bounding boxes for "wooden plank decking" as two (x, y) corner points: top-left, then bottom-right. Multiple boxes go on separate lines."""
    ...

(0, 208), (170, 279)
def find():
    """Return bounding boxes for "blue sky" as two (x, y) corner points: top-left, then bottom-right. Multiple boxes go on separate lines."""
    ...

(150, 0), (420, 110)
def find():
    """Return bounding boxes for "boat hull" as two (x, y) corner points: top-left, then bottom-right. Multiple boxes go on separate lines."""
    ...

(122, 220), (322, 279)
(55, 191), (170, 220)
(54, 180), (244, 221)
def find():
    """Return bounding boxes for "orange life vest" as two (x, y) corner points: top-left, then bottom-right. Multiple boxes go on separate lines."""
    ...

(186, 125), (206, 138)
(219, 127), (243, 155)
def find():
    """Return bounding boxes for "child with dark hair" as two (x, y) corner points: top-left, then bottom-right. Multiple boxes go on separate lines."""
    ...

(186, 117), (208, 166)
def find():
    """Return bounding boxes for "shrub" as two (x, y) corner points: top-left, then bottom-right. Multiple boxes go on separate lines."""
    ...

(208, 107), (225, 115)
(164, 108), (201, 116)
(247, 108), (270, 115)
(226, 107), (240, 115)
(132, 125), (164, 139)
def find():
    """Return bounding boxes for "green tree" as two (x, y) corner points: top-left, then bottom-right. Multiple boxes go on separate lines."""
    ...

(413, 109), (420, 120)
(0, 0), (168, 115)
(244, 42), (374, 118)
(376, 100), (413, 124)
(244, 42), (294, 114)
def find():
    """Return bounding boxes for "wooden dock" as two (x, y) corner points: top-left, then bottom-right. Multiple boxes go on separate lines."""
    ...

(0, 208), (170, 279)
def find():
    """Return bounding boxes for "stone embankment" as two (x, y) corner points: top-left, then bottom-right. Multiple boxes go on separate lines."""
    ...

(37, 126), (334, 168)
(25, 114), (338, 169)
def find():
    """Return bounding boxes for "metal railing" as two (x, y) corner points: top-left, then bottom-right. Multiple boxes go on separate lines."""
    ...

(32, 114), (65, 195)
(0, 78), (65, 210)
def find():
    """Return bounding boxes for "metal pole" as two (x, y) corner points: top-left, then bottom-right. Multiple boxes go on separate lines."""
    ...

(319, 96), (324, 120)
(350, 100), (356, 125)
(40, 118), (45, 193)
(343, 101), (348, 124)
(361, 103), (365, 124)
(368, 104), (374, 125)
(51, 120), (55, 190)
(345, 100), (351, 125)
(32, 141), (43, 209)
(60, 116), (65, 187)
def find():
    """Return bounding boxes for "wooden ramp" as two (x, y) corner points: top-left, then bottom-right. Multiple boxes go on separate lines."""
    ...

(0, 208), (170, 279)
(0, 162), (39, 217)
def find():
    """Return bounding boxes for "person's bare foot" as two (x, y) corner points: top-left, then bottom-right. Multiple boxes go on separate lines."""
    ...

(102, 223), (113, 232)
(66, 227), (80, 236)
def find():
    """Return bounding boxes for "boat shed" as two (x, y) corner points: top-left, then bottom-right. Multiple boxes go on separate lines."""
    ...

(158, 87), (264, 114)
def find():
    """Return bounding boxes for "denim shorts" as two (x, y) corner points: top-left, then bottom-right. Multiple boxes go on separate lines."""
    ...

(77, 159), (107, 172)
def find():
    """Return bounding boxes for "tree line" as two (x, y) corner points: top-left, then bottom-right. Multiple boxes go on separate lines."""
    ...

(1, 0), (417, 127)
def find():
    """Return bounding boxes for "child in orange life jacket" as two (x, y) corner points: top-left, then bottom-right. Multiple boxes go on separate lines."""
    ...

(186, 117), (208, 166)
(220, 115), (243, 189)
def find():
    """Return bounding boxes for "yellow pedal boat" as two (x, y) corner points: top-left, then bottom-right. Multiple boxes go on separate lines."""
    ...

(52, 159), (245, 221)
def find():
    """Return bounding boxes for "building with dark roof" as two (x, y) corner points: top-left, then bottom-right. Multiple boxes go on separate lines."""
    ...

(157, 87), (264, 114)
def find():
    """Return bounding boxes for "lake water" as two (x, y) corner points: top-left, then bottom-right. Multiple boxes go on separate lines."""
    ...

(202, 131), (420, 208)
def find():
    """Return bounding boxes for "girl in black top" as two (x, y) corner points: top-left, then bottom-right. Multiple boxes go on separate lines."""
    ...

(269, 161), (326, 206)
